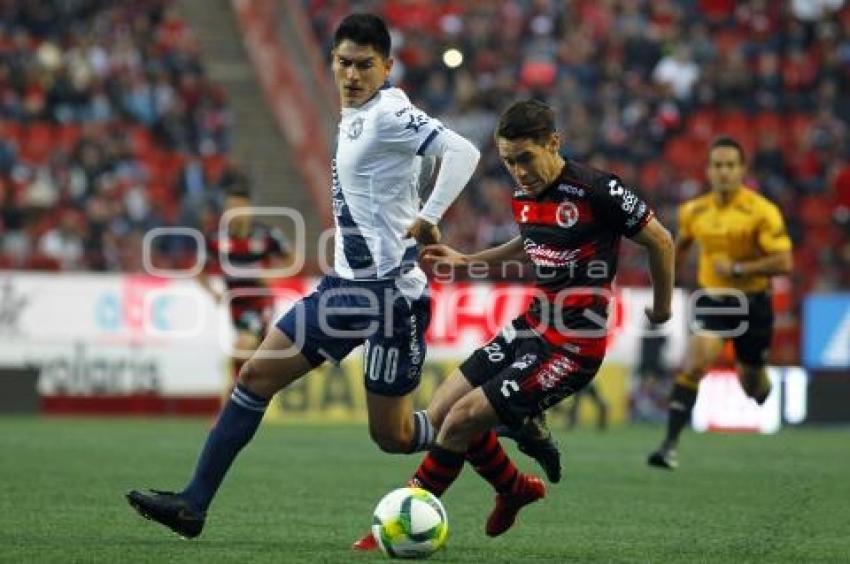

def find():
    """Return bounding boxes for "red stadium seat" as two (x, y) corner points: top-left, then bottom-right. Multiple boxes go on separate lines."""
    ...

(20, 122), (55, 164)
(665, 135), (707, 178)
(55, 123), (82, 152)
(754, 112), (783, 137)
(687, 109), (718, 141)
(715, 112), (756, 156)
(799, 195), (833, 227)
(129, 126), (155, 158)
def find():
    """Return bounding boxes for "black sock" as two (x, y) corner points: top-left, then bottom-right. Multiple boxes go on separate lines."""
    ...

(181, 384), (268, 512)
(664, 383), (698, 448)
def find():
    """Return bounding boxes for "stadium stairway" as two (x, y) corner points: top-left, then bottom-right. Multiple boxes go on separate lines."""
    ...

(176, 0), (327, 261)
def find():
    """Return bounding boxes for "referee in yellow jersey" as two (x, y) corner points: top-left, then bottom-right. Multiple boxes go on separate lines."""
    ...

(648, 137), (793, 469)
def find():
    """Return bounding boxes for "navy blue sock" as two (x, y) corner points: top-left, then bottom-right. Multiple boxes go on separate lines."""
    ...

(181, 384), (268, 512)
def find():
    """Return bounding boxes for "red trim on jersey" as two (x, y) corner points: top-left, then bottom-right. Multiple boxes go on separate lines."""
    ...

(523, 311), (608, 359)
(511, 199), (593, 227)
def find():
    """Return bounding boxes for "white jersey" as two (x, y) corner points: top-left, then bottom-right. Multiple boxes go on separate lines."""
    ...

(332, 86), (444, 296)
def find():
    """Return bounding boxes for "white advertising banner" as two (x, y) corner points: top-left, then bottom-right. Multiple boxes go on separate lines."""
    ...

(0, 272), (230, 396)
(0, 273), (688, 399)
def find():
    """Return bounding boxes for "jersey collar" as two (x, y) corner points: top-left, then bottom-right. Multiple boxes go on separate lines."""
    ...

(713, 185), (745, 207)
(535, 161), (569, 199)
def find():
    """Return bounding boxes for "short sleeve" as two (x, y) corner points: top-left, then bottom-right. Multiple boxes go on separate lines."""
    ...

(757, 203), (792, 253)
(591, 175), (654, 237)
(376, 104), (445, 156)
(677, 202), (693, 241)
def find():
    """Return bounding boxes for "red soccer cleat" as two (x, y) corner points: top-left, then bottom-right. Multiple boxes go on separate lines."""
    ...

(485, 473), (546, 537)
(352, 531), (378, 551)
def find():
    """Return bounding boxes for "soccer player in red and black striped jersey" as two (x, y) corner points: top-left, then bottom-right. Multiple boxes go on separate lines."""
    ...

(197, 187), (291, 389)
(355, 99), (674, 546)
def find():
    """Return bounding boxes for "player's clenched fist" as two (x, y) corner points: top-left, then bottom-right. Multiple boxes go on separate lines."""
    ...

(406, 218), (441, 246)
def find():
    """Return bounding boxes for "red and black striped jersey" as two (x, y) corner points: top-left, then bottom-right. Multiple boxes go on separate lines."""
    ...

(205, 223), (289, 290)
(513, 159), (653, 342)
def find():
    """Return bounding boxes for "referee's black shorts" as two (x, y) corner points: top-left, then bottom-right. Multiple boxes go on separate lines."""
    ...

(693, 290), (774, 366)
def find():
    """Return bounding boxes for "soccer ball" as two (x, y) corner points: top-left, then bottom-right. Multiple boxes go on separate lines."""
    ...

(371, 487), (448, 559)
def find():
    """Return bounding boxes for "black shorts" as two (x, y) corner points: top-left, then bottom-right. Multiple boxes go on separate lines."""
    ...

(693, 291), (774, 366)
(459, 316), (603, 429)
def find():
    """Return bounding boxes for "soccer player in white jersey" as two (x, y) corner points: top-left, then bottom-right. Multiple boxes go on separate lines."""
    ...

(126, 13), (480, 538)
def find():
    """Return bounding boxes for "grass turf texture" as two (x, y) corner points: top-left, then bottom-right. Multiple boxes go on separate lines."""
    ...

(0, 418), (847, 563)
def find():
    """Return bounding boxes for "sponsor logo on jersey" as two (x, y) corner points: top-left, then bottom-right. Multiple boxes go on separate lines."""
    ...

(523, 239), (580, 267)
(511, 353), (537, 370)
(608, 179), (639, 213)
(405, 113), (429, 132)
(536, 355), (576, 390)
(625, 202), (648, 228)
(557, 184), (585, 197)
(556, 201), (580, 228)
(346, 116), (364, 140)
(408, 313), (422, 376)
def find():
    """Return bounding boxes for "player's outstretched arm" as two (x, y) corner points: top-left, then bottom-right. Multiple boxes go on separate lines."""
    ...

(631, 217), (674, 324)
(420, 236), (527, 269)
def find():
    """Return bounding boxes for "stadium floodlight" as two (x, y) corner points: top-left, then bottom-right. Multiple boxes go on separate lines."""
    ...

(442, 48), (463, 69)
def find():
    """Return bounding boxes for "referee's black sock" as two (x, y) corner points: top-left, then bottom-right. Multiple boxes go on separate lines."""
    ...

(663, 382), (698, 449)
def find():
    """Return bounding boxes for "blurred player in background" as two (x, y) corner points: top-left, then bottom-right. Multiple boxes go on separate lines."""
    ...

(196, 187), (291, 395)
(126, 13), (480, 538)
(565, 381), (609, 431)
(355, 99), (674, 547)
(648, 137), (793, 470)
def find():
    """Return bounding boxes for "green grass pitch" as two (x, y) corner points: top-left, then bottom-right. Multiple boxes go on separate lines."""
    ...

(0, 417), (848, 563)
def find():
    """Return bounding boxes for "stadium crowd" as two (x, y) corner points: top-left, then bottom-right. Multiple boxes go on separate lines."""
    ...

(0, 0), (235, 271)
(0, 0), (848, 367)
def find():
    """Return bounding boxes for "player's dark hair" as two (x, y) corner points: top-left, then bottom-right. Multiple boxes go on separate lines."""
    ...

(226, 186), (251, 200)
(496, 99), (555, 144)
(710, 136), (746, 163)
(333, 13), (391, 58)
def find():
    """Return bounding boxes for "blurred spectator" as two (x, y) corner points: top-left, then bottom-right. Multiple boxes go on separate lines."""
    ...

(653, 45), (701, 101)
(0, 0), (235, 272)
(38, 209), (85, 270)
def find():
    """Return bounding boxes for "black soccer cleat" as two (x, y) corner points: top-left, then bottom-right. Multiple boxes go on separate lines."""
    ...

(752, 382), (772, 406)
(496, 414), (562, 483)
(126, 489), (206, 539)
(647, 446), (678, 470)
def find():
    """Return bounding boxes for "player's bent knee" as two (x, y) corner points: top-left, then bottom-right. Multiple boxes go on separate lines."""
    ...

(236, 360), (263, 389)
(237, 359), (282, 399)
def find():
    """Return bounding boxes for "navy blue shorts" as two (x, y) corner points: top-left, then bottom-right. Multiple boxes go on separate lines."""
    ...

(276, 275), (430, 396)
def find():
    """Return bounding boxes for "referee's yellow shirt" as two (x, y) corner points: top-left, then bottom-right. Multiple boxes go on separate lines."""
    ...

(679, 187), (792, 293)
